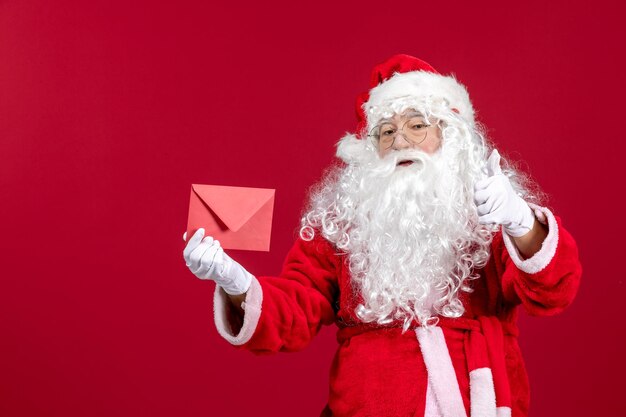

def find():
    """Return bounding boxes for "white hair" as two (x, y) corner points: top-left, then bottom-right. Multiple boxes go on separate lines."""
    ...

(299, 99), (546, 333)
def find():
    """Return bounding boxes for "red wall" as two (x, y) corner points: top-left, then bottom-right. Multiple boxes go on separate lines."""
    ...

(1, 1), (624, 416)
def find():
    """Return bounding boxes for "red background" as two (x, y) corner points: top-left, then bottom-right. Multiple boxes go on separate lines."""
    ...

(1, 1), (624, 416)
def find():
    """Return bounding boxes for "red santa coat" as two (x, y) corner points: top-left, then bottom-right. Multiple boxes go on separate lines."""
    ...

(212, 203), (582, 417)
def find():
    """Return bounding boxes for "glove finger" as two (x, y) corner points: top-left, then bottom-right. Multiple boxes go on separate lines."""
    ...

(487, 149), (502, 176)
(212, 241), (226, 276)
(186, 235), (213, 265)
(183, 228), (205, 260)
(478, 210), (500, 225)
(473, 175), (498, 192)
(194, 240), (223, 278)
(476, 198), (496, 216)
(473, 188), (492, 205)
(187, 237), (214, 270)
(193, 253), (215, 278)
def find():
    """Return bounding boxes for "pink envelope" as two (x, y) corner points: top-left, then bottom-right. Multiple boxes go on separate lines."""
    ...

(186, 184), (275, 251)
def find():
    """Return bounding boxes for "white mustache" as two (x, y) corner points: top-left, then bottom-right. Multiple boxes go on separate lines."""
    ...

(386, 149), (430, 162)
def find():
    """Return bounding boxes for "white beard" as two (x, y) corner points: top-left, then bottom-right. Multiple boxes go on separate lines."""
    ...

(301, 136), (496, 331)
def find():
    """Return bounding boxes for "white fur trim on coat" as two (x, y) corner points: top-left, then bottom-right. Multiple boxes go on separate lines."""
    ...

(425, 379), (444, 417)
(213, 275), (262, 345)
(416, 326), (468, 417)
(497, 406), (512, 417)
(501, 203), (559, 274)
(365, 71), (475, 128)
(469, 367), (496, 417)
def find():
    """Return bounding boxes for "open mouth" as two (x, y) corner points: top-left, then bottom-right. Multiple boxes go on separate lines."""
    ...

(397, 160), (414, 167)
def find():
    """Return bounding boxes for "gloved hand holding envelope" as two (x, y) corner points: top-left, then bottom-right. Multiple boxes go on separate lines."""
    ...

(186, 184), (275, 251)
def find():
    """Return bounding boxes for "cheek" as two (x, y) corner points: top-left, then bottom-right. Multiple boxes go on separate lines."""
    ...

(430, 138), (443, 151)
(420, 134), (442, 155)
(427, 129), (443, 151)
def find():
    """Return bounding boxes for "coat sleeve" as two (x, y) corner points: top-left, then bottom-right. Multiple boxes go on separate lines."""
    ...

(212, 233), (340, 355)
(494, 203), (583, 316)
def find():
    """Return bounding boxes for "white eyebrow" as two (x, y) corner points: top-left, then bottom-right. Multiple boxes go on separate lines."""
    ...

(402, 110), (425, 120)
(379, 110), (425, 124)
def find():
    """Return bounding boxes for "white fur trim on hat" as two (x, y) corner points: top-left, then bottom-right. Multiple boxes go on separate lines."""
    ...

(335, 132), (376, 164)
(364, 71), (475, 128)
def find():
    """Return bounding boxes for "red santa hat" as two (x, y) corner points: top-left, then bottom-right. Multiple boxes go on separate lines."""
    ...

(355, 54), (476, 138)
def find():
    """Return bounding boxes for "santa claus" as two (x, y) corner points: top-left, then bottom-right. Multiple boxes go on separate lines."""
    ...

(183, 54), (582, 417)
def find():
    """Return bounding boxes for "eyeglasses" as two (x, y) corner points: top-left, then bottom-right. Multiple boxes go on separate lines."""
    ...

(368, 116), (432, 150)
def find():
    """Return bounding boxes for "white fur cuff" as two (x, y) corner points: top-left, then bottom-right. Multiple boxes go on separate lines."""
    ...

(501, 203), (559, 274)
(213, 275), (263, 345)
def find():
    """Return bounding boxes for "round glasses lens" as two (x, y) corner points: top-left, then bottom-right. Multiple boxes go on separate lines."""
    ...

(370, 123), (397, 148)
(403, 117), (430, 143)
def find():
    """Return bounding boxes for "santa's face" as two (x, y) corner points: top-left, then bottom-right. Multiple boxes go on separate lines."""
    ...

(371, 109), (443, 159)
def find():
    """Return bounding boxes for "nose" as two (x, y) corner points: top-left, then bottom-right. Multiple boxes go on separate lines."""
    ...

(392, 132), (413, 150)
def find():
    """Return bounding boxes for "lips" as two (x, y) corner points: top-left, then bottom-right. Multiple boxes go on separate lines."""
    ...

(397, 160), (414, 167)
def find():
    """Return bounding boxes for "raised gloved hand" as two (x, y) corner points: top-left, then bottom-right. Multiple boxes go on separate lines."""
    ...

(183, 228), (253, 295)
(473, 149), (535, 237)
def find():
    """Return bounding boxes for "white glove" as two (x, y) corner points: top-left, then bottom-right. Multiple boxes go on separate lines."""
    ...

(473, 149), (535, 237)
(183, 228), (253, 295)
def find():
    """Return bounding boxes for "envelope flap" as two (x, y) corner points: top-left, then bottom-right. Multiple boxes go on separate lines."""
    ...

(192, 184), (275, 232)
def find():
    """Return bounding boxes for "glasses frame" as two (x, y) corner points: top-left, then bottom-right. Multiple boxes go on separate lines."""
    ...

(367, 116), (433, 150)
